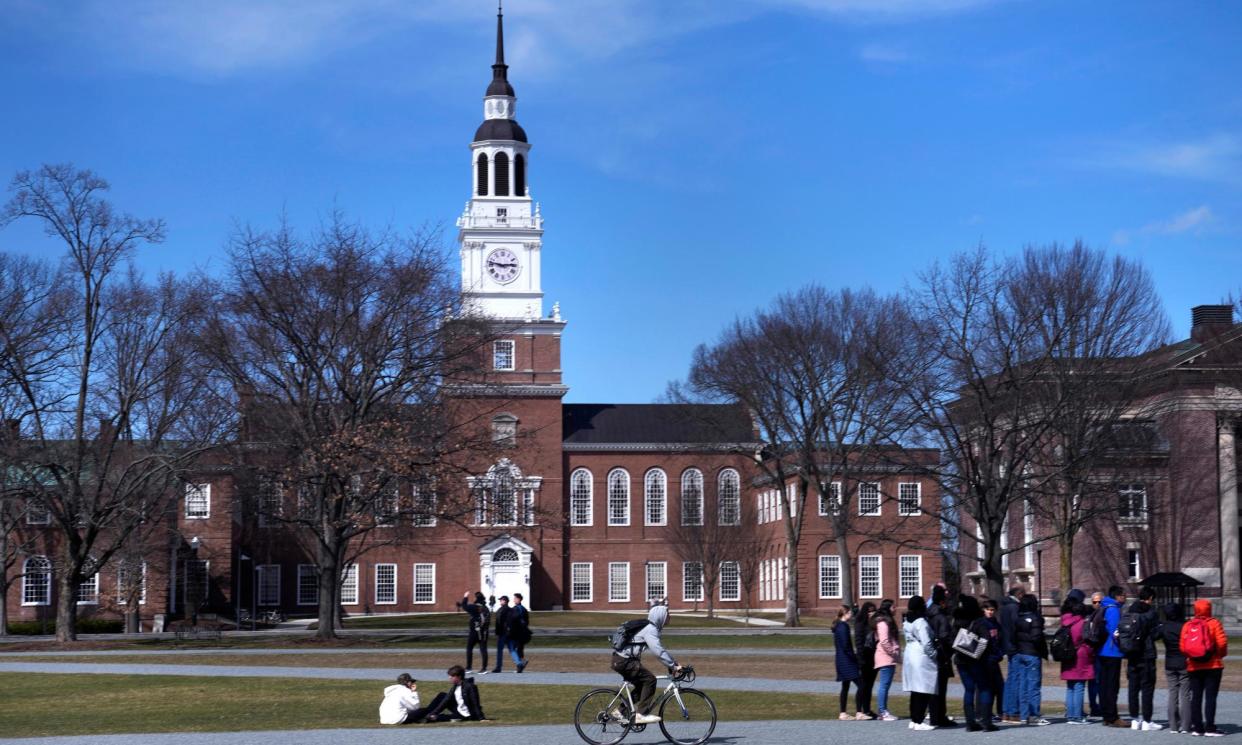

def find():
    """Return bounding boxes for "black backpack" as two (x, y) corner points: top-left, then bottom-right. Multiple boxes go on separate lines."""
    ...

(609, 619), (650, 652)
(1049, 625), (1077, 662)
(1081, 605), (1108, 648)
(1116, 613), (1147, 655)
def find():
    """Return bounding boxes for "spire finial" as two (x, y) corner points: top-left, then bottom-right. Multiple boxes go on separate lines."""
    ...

(486, 0), (514, 97)
(495, 2), (506, 67)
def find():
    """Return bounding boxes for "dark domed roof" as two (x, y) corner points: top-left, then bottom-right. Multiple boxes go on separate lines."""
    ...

(487, 77), (515, 97)
(474, 118), (528, 143)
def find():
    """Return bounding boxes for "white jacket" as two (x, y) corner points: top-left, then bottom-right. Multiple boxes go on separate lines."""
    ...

(379, 684), (421, 724)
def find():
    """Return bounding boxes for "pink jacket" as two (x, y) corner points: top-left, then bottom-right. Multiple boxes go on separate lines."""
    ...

(1059, 612), (1095, 681)
(874, 618), (902, 668)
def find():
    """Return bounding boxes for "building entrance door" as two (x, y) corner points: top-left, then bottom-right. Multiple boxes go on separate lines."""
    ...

(478, 534), (533, 607)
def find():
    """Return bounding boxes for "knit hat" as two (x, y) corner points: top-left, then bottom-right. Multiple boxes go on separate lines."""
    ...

(1065, 588), (1086, 604)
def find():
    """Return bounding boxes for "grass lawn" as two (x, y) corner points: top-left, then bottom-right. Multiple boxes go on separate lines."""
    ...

(0, 672), (851, 738)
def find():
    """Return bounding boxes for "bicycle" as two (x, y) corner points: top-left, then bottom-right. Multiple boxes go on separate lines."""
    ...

(573, 666), (717, 745)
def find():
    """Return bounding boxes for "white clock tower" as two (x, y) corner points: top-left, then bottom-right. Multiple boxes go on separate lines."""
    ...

(458, 6), (544, 320)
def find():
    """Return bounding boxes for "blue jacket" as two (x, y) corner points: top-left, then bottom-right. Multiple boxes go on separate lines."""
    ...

(1099, 596), (1124, 658)
(833, 620), (861, 682)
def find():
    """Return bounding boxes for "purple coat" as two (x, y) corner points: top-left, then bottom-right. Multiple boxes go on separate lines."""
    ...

(1059, 613), (1095, 681)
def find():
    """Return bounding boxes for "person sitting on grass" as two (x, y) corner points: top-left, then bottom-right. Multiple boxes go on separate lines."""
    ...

(392, 665), (489, 723)
(379, 673), (422, 725)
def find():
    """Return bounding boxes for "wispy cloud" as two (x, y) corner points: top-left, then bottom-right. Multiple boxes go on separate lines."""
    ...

(1089, 134), (1242, 184)
(1113, 205), (1214, 246)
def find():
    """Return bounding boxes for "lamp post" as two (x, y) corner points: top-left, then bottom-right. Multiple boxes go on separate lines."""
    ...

(236, 552), (250, 632)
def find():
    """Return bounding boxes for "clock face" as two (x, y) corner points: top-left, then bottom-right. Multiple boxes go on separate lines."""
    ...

(486, 248), (520, 284)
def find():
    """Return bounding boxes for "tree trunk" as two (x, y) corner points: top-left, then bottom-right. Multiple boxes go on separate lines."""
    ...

(1059, 537), (1074, 594)
(55, 570), (79, 642)
(784, 543), (799, 627)
(125, 597), (140, 634)
(984, 552), (1004, 602)
(837, 533), (855, 608)
(316, 538), (340, 640)
(0, 584), (8, 637)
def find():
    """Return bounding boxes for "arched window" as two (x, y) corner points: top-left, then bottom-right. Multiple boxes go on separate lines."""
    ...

(493, 548), (519, 563)
(476, 153), (489, 196)
(515, 153), (526, 196)
(607, 468), (630, 526)
(681, 468), (703, 526)
(493, 466), (517, 526)
(645, 469), (667, 526)
(493, 152), (510, 196)
(22, 556), (51, 606)
(718, 468), (741, 526)
(570, 468), (593, 526)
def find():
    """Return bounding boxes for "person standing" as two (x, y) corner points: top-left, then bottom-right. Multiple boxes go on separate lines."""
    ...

(925, 587), (957, 727)
(1123, 587), (1161, 730)
(854, 601), (879, 720)
(953, 595), (987, 731)
(1014, 593), (1049, 725)
(1161, 602), (1191, 734)
(458, 591), (490, 674)
(872, 600), (902, 721)
(508, 591), (530, 672)
(1097, 585), (1127, 728)
(902, 595), (940, 731)
(490, 595), (511, 673)
(1183, 598), (1228, 737)
(1088, 591), (1104, 717)
(974, 599), (1004, 732)
(998, 585), (1025, 724)
(833, 606), (861, 720)
(1059, 592), (1094, 724)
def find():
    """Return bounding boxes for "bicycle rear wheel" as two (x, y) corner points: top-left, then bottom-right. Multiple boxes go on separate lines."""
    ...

(574, 687), (631, 745)
(658, 687), (717, 745)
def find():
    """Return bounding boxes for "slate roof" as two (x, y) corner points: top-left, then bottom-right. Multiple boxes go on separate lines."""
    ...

(562, 404), (755, 446)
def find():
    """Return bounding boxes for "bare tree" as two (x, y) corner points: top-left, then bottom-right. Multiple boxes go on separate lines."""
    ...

(0, 164), (224, 641)
(202, 214), (494, 639)
(667, 499), (759, 618)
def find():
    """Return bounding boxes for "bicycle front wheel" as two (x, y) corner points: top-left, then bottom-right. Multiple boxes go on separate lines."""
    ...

(658, 687), (717, 745)
(574, 687), (631, 745)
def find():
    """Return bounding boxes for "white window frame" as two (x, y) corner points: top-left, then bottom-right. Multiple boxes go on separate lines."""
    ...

(646, 561), (667, 603)
(22, 556), (51, 606)
(185, 483), (210, 519)
(858, 482), (881, 516)
(374, 563), (397, 605)
(570, 468), (593, 526)
(898, 482), (922, 516)
(899, 555), (922, 599)
(257, 564), (281, 606)
(412, 483), (437, 527)
(608, 562), (630, 603)
(297, 564), (319, 606)
(413, 563), (436, 604)
(819, 554), (842, 599)
(1119, 483), (1148, 525)
(607, 468), (630, 527)
(717, 469), (741, 526)
(375, 481), (400, 527)
(257, 479), (283, 527)
(682, 562), (704, 602)
(859, 554), (882, 599)
(1127, 546), (1142, 581)
(819, 482), (842, 516)
(644, 469), (667, 526)
(719, 561), (740, 602)
(25, 498), (50, 525)
(76, 571), (100, 605)
(340, 563), (359, 605)
(681, 469), (704, 526)
(571, 562), (593, 603)
(116, 561), (148, 605)
(493, 339), (515, 371)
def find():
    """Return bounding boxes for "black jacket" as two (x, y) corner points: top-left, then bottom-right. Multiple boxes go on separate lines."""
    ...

(925, 603), (955, 667)
(446, 678), (486, 720)
(1124, 600), (1159, 660)
(508, 603), (531, 643)
(1161, 620), (1186, 671)
(494, 605), (512, 636)
(1015, 609), (1047, 658)
(999, 595), (1021, 656)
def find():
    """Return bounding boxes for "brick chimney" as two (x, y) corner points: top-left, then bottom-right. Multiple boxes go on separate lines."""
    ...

(1191, 304), (1235, 342)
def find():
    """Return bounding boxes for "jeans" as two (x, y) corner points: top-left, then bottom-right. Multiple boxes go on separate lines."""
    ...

(1002, 655), (1019, 716)
(1168, 669), (1192, 732)
(1065, 680), (1086, 721)
(1013, 653), (1042, 719)
(1128, 658), (1156, 722)
(958, 661), (984, 725)
(506, 636), (525, 665)
(876, 665), (896, 714)
(1189, 668), (1223, 735)
(1098, 656), (1123, 723)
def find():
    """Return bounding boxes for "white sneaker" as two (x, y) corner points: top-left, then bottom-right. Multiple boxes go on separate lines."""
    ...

(880, 712), (899, 722)
(1145, 722), (1166, 731)
(634, 713), (662, 725)
(913, 722), (937, 731)
(908, 722), (916, 730)
(1134, 720), (1145, 731)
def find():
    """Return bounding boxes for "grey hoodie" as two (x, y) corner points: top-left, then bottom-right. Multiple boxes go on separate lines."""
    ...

(620, 604), (677, 668)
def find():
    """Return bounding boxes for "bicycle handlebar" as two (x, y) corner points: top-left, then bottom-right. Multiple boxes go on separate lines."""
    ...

(670, 666), (696, 684)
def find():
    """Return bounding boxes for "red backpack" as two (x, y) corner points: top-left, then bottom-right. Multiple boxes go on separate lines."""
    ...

(1180, 617), (1217, 661)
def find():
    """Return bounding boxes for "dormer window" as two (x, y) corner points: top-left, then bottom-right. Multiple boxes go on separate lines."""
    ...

(493, 340), (515, 371)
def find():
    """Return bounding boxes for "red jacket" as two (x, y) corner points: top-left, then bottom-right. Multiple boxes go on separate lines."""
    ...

(1059, 613), (1095, 681)
(1184, 599), (1228, 672)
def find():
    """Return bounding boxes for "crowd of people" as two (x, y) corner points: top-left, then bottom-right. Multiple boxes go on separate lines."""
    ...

(831, 584), (1229, 735)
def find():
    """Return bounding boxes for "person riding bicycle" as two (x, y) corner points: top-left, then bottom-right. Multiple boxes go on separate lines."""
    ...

(612, 599), (683, 725)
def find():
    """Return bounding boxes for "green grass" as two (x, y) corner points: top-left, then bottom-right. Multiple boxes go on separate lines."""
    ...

(0, 672), (847, 737)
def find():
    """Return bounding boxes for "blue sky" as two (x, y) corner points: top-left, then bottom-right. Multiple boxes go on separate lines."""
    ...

(1, 0), (1239, 403)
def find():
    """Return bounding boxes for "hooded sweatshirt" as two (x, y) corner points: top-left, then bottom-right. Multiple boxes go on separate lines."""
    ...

(1184, 599), (1228, 672)
(1098, 596), (1124, 658)
(379, 683), (421, 724)
(622, 604), (678, 668)
(1123, 599), (1159, 660)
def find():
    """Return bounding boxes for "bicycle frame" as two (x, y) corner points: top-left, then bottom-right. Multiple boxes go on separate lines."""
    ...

(608, 674), (686, 720)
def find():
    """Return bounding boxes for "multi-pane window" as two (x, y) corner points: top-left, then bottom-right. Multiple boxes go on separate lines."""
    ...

(607, 469), (630, 526)
(718, 469), (741, 526)
(22, 556), (51, 605)
(719, 561), (740, 602)
(25, 498), (50, 525)
(375, 481), (400, 527)
(899, 555), (922, 598)
(183, 559), (210, 609)
(858, 482), (880, 516)
(185, 483), (210, 519)
(413, 563), (436, 604)
(76, 572), (99, 604)
(898, 482), (921, 516)
(645, 469), (667, 526)
(859, 555), (882, 598)
(296, 485), (317, 520)
(493, 473), (518, 526)
(570, 469), (593, 526)
(683, 562), (704, 602)
(819, 482), (842, 516)
(374, 563), (397, 605)
(681, 469), (704, 526)
(412, 483), (437, 527)
(571, 562), (593, 602)
(646, 561), (667, 603)
(257, 565), (281, 606)
(340, 564), (359, 605)
(1127, 547), (1142, 580)
(608, 562), (630, 602)
(493, 340), (515, 371)
(297, 565), (319, 606)
(818, 555), (842, 599)
(117, 561), (147, 605)
(1119, 483), (1147, 523)
(258, 479), (283, 527)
